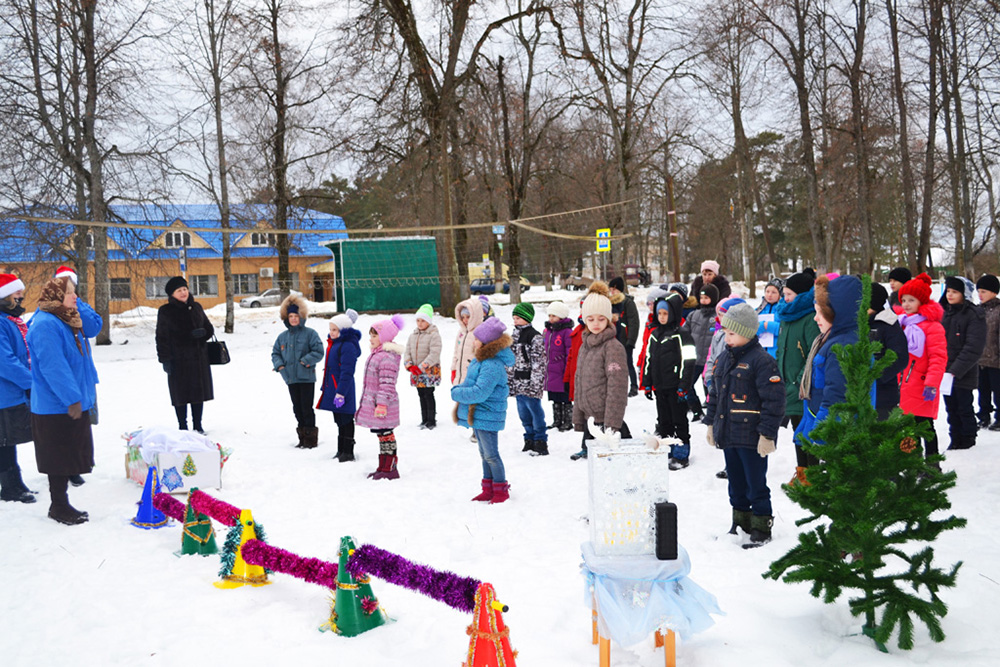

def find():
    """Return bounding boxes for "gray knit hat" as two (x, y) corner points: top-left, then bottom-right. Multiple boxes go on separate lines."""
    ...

(720, 303), (759, 340)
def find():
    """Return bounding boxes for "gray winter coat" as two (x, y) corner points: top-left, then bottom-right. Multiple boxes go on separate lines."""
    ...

(572, 326), (629, 431)
(687, 307), (716, 366)
(271, 295), (325, 384)
(508, 324), (546, 398)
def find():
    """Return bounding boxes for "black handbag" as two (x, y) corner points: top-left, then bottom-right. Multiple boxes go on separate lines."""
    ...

(207, 336), (231, 365)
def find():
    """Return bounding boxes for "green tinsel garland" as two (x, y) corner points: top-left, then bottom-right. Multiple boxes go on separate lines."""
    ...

(218, 520), (272, 578)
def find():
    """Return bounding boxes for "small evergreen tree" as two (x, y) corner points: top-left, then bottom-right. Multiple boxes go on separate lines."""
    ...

(764, 275), (966, 651)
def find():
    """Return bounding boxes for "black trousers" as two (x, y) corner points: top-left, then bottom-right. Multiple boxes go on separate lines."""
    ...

(625, 345), (638, 389)
(333, 411), (355, 440)
(174, 403), (204, 430)
(914, 415), (939, 460)
(654, 389), (689, 444)
(288, 383), (316, 428)
(944, 387), (976, 438)
(417, 386), (437, 425)
(978, 366), (1000, 419)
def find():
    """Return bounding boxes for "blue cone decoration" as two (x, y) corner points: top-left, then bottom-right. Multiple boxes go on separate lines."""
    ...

(131, 465), (169, 529)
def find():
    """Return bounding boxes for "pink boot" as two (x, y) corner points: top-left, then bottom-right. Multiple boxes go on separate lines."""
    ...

(367, 454), (388, 479)
(471, 479), (493, 502)
(489, 482), (510, 504)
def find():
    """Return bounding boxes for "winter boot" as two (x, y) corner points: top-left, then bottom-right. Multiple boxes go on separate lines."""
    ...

(977, 413), (991, 429)
(715, 469), (728, 479)
(294, 426), (307, 448)
(522, 436), (533, 453)
(13, 465), (37, 495)
(335, 437), (356, 462)
(990, 419), (1000, 432)
(530, 440), (549, 456)
(367, 454), (389, 479)
(301, 426), (319, 449)
(949, 434), (975, 450)
(375, 455), (400, 480)
(729, 508), (752, 535)
(559, 403), (574, 432)
(668, 458), (690, 471)
(489, 481), (510, 504)
(743, 514), (773, 549)
(0, 468), (36, 503)
(47, 475), (87, 525)
(471, 479), (493, 502)
(570, 440), (588, 460)
(68, 474), (85, 487)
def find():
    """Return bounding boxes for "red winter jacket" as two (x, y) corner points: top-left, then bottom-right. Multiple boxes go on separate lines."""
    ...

(897, 301), (947, 419)
(565, 323), (585, 401)
(636, 314), (655, 390)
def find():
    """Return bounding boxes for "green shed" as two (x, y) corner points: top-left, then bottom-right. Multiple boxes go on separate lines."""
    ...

(323, 237), (441, 312)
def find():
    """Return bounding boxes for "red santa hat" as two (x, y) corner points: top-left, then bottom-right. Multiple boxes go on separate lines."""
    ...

(54, 265), (79, 285)
(0, 274), (25, 300)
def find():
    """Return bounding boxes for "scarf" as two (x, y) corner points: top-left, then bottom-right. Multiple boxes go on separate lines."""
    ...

(898, 313), (927, 357)
(38, 278), (84, 352)
(799, 329), (830, 401)
(774, 287), (816, 323)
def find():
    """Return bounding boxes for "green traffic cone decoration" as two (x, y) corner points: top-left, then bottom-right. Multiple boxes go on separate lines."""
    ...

(325, 536), (387, 636)
(178, 488), (218, 557)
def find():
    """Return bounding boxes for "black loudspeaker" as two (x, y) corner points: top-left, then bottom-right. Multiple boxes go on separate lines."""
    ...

(654, 502), (678, 560)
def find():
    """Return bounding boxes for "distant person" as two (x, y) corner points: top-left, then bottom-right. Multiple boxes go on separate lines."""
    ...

(637, 287), (669, 394)
(975, 275), (1000, 430)
(756, 278), (783, 358)
(867, 283), (909, 420)
(317, 309), (361, 462)
(608, 277), (640, 396)
(0, 274), (36, 504)
(272, 294), (324, 448)
(543, 301), (574, 433)
(155, 276), (213, 434)
(703, 297), (745, 479)
(357, 315), (405, 479)
(690, 260), (732, 303)
(887, 267), (912, 308)
(451, 297), (485, 444)
(941, 276), (985, 450)
(509, 303), (548, 456)
(404, 304), (442, 430)
(685, 284), (719, 420)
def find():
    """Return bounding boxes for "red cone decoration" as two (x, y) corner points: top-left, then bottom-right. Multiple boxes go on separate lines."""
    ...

(464, 583), (516, 667)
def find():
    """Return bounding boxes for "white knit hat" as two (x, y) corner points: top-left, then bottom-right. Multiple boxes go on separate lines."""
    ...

(580, 281), (612, 321)
(331, 308), (358, 331)
(547, 301), (570, 319)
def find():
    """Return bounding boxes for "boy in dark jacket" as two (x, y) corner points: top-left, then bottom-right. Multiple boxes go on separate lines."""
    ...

(643, 293), (697, 469)
(975, 274), (1000, 430)
(868, 283), (909, 420)
(941, 276), (986, 449)
(609, 277), (640, 396)
(704, 302), (785, 548)
(509, 303), (548, 455)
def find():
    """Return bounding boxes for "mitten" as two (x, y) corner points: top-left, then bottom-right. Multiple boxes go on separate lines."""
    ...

(333, 394), (345, 408)
(374, 404), (388, 418)
(706, 427), (715, 448)
(757, 435), (777, 457)
(645, 389), (654, 400)
(676, 387), (687, 400)
(67, 402), (82, 420)
(923, 386), (936, 401)
(451, 369), (457, 383)
(407, 364), (422, 376)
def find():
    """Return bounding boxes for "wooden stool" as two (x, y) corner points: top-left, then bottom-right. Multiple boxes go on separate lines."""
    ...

(592, 597), (676, 667)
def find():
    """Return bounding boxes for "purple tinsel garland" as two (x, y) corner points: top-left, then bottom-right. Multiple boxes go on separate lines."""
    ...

(241, 539), (340, 589)
(152, 493), (186, 522)
(347, 544), (481, 613)
(190, 490), (241, 526)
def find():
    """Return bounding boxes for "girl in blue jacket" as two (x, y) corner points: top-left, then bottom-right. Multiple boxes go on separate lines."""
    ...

(272, 294), (324, 449)
(317, 309), (361, 462)
(756, 278), (783, 358)
(0, 274), (36, 504)
(451, 317), (515, 504)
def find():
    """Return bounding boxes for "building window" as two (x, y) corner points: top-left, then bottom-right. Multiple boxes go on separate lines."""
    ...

(250, 232), (277, 247)
(233, 273), (258, 295)
(190, 274), (219, 297)
(110, 278), (131, 301)
(164, 231), (191, 247)
(145, 276), (171, 299)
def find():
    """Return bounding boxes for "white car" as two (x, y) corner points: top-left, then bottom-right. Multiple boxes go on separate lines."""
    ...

(239, 288), (301, 308)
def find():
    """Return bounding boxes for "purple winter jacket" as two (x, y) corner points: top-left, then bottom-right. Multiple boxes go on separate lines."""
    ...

(355, 341), (403, 429)
(543, 318), (574, 393)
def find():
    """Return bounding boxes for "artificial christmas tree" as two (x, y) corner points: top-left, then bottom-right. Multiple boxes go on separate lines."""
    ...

(765, 275), (966, 651)
(325, 535), (387, 636)
(215, 509), (272, 589)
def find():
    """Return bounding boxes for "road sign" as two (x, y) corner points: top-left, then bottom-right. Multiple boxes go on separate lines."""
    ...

(596, 228), (611, 253)
(482, 253), (490, 263)
(492, 224), (505, 235)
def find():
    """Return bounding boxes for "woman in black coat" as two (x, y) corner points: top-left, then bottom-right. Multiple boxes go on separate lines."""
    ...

(155, 277), (214, 433)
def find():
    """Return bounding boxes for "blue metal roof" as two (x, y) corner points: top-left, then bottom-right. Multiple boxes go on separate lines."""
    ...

(1, 204), (347, 263)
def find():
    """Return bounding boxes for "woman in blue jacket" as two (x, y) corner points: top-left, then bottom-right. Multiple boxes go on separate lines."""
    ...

(26, 276), (101, 525)
(272, 294), (324, 449)
(794, 275), (863, 455)
(0, 274), (36, 504)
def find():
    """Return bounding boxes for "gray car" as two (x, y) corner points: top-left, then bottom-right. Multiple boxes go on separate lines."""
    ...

(239, 288), (301, 308)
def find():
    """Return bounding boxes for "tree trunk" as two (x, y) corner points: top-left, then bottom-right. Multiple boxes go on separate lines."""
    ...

(268, 0), (291, 299)
(919, 0), (943, 273)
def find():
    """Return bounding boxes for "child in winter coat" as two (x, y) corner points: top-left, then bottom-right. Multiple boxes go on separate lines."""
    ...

(704, 303), (785, 548)
(867, 283), (909, 420)
(565, 298), (586, 402)
(570, 282), (632, 461)
(543, 301), (574, 433)
(687, 284), (719, 402)
(509, 303), (548, 455)
(451, 317), (515, 504)
(356, 315), (405, 480)
(976, 274), (1000, 430)
(941, 276), (986, 450)
(317, 309), (361, 462)
(703, 297), (745, 479)
(642, 293), (697, 469)
(272, 295), (325, 449)
(896, 273), (947, 466)
(404, 304), (442, 430)
(756, 278), (783, 358)
(452, 297), (485, 385)
(636, 287), (669, 393)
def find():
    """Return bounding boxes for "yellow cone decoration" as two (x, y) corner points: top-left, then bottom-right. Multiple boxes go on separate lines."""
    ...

(214, 509), (272, 589)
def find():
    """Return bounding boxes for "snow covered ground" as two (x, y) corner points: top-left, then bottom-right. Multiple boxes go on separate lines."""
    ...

(3, 287), (999, 666)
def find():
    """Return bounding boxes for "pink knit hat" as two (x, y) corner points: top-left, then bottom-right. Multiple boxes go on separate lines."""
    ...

(700, 260), (720, 274)
(371, 314), (405, 343)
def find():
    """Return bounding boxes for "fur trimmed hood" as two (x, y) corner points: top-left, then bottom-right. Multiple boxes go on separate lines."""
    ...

(279, 293), (309, 321)
(378, 340), (404, 355)
(476, 333), (512, 361)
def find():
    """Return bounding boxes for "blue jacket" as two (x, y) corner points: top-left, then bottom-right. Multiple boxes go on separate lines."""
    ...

(756, 300), (781, 358)
(796, 276), (862, 443)
(77, 300), (103, 338)
(26, 309), (100, 415)
(0, 310), (32, 409)
(272, 322), (325, 385)
(451, 338), (515, 433)
(704, 337), (785, 448)
(316, 328), (362, 414)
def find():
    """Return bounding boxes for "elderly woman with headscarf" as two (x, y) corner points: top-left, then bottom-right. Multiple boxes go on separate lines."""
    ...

(0, 274), (36, 504)
(26, 274), (101, 525)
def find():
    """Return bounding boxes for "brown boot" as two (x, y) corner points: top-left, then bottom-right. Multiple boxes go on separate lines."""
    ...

(788, 466), (810, 486)
(300, 426), (319, 449)
(47, 475), (88, 525)
(294, 427), (306, 448)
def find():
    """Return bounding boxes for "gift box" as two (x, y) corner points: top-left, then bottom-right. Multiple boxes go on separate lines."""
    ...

(124, 427), (231, 493)
(588, 440), (671, 556)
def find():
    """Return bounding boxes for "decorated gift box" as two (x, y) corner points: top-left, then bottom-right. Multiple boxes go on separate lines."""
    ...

(124, 427), (231, 493)
(588, 439), (671, 556)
